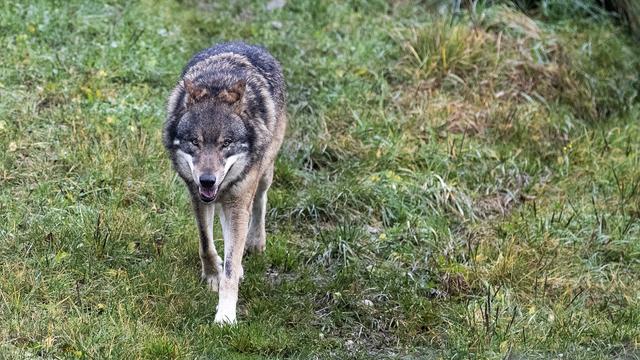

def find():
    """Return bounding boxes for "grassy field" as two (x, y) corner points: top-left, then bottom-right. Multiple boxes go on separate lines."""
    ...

(1, 0), (639, 358)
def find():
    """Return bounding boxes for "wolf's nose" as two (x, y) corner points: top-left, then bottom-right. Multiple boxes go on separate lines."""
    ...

(199, 175), (216, 188)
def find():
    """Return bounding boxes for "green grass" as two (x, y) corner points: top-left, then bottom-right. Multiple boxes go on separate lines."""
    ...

(1, 0), (639, 358)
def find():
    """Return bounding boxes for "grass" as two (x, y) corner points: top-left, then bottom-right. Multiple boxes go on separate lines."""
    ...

(1, 0), (639, 358)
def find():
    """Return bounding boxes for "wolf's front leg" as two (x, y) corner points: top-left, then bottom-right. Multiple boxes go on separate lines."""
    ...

(192, 196), (223, 292)
(215, 201), (251, 324)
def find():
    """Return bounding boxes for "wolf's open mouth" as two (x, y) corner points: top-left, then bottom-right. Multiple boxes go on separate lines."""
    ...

(199, 187), (217, 202)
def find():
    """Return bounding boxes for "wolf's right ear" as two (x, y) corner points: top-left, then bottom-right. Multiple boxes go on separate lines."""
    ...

(184, 79), (209, 105)
(218, 80), (246, 105)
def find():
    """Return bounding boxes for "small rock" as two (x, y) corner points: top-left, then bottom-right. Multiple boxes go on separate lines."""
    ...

(365, 225), (381, 234)
(428, 288), (448, 299)
(266, 0), (286, 11)
(361, 299), (373, 307)
(271, 20), (283, 30)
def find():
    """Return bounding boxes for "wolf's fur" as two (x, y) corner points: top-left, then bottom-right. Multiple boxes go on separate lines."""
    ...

(163, 42), (287, 324)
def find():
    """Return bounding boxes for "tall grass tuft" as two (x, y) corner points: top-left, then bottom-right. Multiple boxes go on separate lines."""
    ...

(611, 0), (640, 38)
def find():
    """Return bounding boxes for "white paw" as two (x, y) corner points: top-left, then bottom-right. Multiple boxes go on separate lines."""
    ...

(201, 272), (220, 292)
(213, 255), (223, 273)
(214, 310), (237, 325)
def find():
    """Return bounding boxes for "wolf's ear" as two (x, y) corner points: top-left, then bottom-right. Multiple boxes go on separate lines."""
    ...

(184, 79), (209, 105)
(218, 80), (246, 105)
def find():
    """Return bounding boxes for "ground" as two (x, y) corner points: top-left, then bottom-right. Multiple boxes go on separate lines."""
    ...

(1, 0), (639, 359)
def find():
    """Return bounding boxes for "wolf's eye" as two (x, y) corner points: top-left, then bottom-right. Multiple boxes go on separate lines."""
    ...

(222, 139), (232, 148)
(191, 139), (200, 147)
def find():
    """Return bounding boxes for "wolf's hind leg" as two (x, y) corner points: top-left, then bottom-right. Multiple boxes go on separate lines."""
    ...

(246, 166), (273, 254)
(193, 197), (223, 292)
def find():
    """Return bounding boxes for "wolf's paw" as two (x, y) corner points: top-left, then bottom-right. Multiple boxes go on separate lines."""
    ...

(201, 272), (220, 292)
(200, 255), (223, 292)
(214, 310), (237, 325)
(245, 240), (266, 254)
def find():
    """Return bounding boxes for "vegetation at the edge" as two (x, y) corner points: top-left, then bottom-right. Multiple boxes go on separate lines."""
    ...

(1, 0), (639, 358)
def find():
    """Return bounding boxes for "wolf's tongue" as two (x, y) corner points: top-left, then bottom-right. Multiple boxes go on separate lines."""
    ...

(200, 187), (216, 198)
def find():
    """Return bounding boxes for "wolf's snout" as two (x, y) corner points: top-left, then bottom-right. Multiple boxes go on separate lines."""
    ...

(199, 174), (217, 188)
(198, 174), (218, 202)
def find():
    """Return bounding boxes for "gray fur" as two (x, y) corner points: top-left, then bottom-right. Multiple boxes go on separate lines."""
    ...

(163, 42), (287, 324)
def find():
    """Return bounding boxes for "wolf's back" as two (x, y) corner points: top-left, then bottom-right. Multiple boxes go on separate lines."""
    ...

(181, 42), (285, 109)
(164, 42), (287, 151)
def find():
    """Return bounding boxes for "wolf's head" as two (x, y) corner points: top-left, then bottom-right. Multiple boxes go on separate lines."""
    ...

(172, 79), (251, 202)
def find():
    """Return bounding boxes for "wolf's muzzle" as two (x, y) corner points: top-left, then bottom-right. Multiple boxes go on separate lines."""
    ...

(199, 174), (217, 202)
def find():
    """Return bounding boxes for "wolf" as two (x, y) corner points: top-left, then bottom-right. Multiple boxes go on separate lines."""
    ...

(163, 42), (287, 324)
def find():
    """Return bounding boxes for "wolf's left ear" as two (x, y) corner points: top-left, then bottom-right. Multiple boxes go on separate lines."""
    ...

(218, 80), (246, 105)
